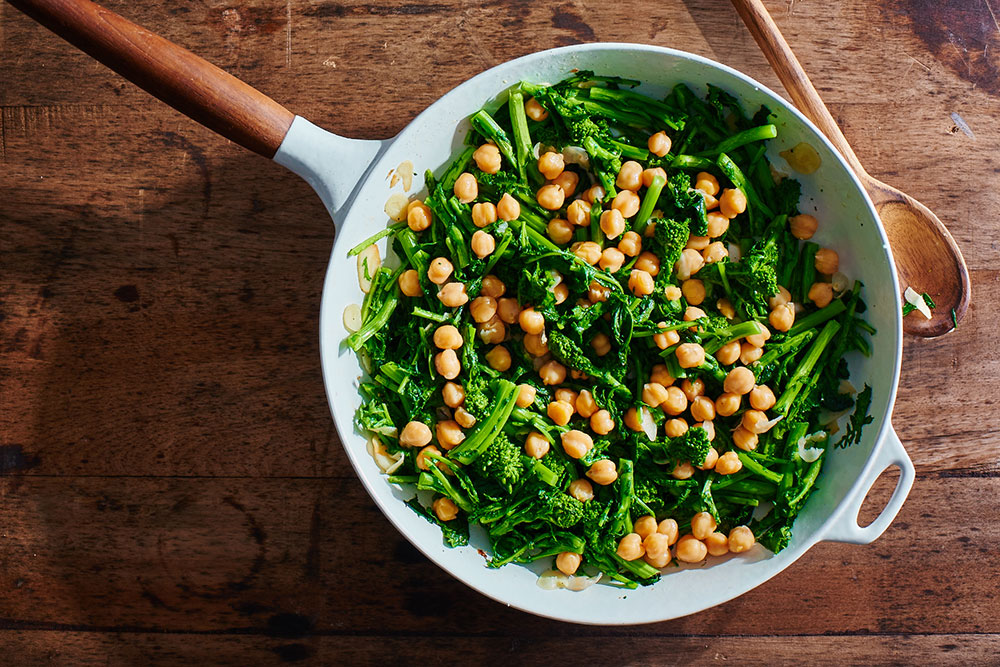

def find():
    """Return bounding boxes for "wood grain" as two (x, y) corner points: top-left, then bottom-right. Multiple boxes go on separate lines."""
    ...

(2, 0), (998, 662)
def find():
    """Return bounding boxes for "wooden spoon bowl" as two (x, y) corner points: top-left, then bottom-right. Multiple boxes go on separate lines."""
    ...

(732, 0), (971, 338)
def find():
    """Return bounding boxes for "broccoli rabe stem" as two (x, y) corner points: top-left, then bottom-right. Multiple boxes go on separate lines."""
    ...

(507, 91), (534, 185)
(670, 154), (715, 170)
(787, 298), (847, 336)
(448, 379), (519, 464)
(348, 221), (407, 257)
(797, 242), (819, 303)
(773, 320), (842, 415)
(586, 85), (685, 130)
(735, 451), (783, 484)
(717, 152), (774, 226)
(346, 290), (400, 351)
(632, 173), (665, 232)
(698, 124), (778, 157)
(471, 110), (517, 169)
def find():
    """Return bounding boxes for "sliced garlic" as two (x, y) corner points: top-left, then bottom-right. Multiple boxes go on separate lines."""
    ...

(831, 271), (851, 295)
(397, 160), (414, 192)
(796, 431), (829, 463)
(367, 435), (404, 474)
(561, 145), (590, 169)
(384, 193), (409, 222)
(357, 244), (381, 293)
(640, 406), (657, 442)
(343, 303), (362, 333)
(536, 569), (602, 591)
(728, 242), (742, 264)
(904, 286), (932, 319)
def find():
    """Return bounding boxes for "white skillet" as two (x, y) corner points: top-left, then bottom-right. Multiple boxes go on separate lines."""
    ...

(12, 0), (915, 625)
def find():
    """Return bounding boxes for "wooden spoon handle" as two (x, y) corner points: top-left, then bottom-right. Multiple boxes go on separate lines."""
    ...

(7, 0), (295, 158)
(729, 0), (867, 178)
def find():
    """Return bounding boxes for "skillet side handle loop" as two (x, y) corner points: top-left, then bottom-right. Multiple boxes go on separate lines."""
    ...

(7, 0), (295, 158)
(823, 427), (915, 544)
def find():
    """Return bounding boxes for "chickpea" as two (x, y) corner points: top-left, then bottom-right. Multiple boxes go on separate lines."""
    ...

(702, 241), (728, 264)
(497, 297), (522, 324)
(662, 386), (688, 416)
(691, 395), (716, 422)
(657, 518), (679, 545)
(407, 201), (433, 232)
(742, 409), (773, 435)
(405, 442), (445, 478)
(675, 534), (708, 563)
(749, 385), (776, 411)
(478, 316), (507, 345)
(612, 190), (641, 218)
(715, 339), (741, 366)
(715, 392), (741, 417)
(700, 446), (719, 471)
(700, 191), (719, 211)
(697, 421), (716, 442)
(572, 390), (596, 419)
(789, 213), (818, 240)
(686, 234), (710, 251)
(433, 496), (459, 522)
(629, 269), (655, 296)
(573, 241), (602, 265)
(539, 360), (567, 385)
(427, 257), (454, 285)
(433, 324), (463, 350)
(442, 382), (465, 408)
(600, 209), (626, 239)
(653, 325), (680, 350)
(664, 285), (682, 301)
(518, 307), (545, 335)
(732, 426), (759, 451)
(719, 188), (748, 218)
(473, 143), (502, 174)
(665, 417), (688, 438)
(629, 516), (657, 541)
(695, 171), (720, 197)
(470, 230), (496, 259)
(599, 247), (626, 273)
(398, 269), (423, 297)
(553, 171), (580, 197)
(814, 247), (839, 275)
(650, 363), (675, 387)
(536, 184), (566, 211)
(616, 160), (644, 191)
(617, 231), (642, 257)
(617, 532), (645, 561)
(561, 430), (594, 459)
(643, 531), (672, 562)
(583, 184), (606, 205)
(714, 451), (741, 475)
(553, 388), (576, 407)
(399, 421), (432, 447)
(769, 303), (795, 332)
(680, 378), (704, 402)
(681, 279), (706, 306)
(472, 201), (498, 229)
(724, 366), (756, 395)
(538, 151), (565, 180)
(545, 218), (574, 245)
(525, 96), (548, 121)
(728, 525), (756, 553)
(569, 478), (594, 502)
(590, 409), (615, 435)
(466, 296), (496, 325)
(740, 342), (763, 365)
(642, 166), (667, 189)
(624, 407), (643, 432)
(717, 297), (736, 320)
(454, 172), (478, 204)
(642, 382), (670, 408)
(513, 384), (537, 410)
(591, 332), (612, 357)
(705, 532), (730, 557)
(587, 459), (618, 486)
(496, 193), (521, 221)
(434, 349), (461, 379)
(556, 551), (582, 576)
(745, 323), (772, 347)
(706, 211), (730, 238)
(675, 248), (705, 280)
(435, 421), (466, 450)
(676, 343), (706, 369)
(437, 282), (469, 308)
(454, 406), (476, 429)
(566, 199), (591, 227)
(485, 345), (511, 372)
(808, 281), (834, 308)
(647, 131), (672, 156)
(634, 251), (661, 276)
(691, 512), (718, 540)
(763, 287), (790, 313)
(481, 275), (506, 298)
(524, 431), (550, 459)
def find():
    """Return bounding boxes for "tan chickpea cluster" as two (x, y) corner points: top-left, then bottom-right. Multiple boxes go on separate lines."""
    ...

(610, 513), (756, 570)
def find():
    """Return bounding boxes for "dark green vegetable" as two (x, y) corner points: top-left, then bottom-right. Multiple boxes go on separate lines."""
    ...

(347, 72), (875, 587)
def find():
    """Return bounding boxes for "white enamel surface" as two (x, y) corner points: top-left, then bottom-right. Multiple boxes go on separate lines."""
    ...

(305, 43), (908, 625)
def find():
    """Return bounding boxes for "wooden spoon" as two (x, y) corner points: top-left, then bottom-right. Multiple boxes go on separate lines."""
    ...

(731, 0), (971, 338)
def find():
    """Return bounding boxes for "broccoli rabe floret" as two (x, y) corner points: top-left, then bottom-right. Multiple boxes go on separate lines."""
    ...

(650, 218), (689, 275)
(547, 493), (584, 529)
(473, 431), (524, 493)
(671, 425), (712, 467)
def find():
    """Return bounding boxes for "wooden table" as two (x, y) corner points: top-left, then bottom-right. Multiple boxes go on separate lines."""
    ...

(2, 0), (998, 663)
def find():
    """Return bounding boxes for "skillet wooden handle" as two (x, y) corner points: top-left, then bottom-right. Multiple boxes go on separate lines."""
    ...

(7, 0), (295, 158)
(729, 0), (867, 178)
